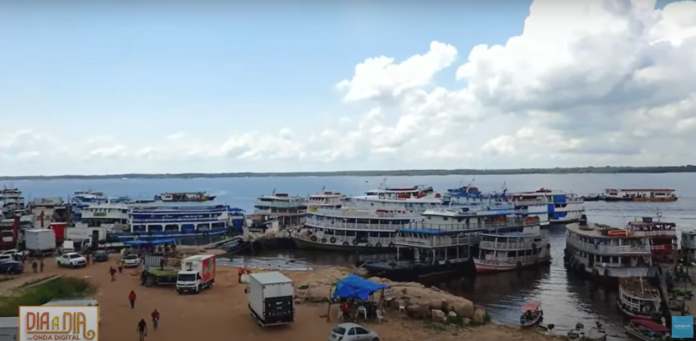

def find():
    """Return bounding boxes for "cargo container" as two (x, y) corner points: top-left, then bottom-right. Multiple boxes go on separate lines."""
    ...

(176, 254), (216, 294)
(25, 229), (56, 253)
(248, 272), (294, 326)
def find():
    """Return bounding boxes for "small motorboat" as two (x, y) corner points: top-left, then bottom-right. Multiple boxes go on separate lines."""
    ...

(625, 319), (671, 341)
(519, 300), (543, 328)
(568, 322), (607, 341)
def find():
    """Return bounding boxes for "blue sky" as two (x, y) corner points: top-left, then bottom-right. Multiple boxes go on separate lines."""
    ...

(0, 0), (691, 175)
(0, 0), (529, 136)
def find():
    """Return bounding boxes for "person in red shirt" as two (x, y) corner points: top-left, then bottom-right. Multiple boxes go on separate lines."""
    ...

(128, 291), (137, 309)
(108, 266), (117, 281)
(151, 309), (160, 330)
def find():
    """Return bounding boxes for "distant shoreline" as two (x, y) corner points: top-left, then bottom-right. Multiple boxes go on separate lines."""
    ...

(1, 165), (695, 181)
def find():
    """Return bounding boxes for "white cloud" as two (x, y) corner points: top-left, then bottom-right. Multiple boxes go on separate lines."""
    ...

(3, 0), (696, 175)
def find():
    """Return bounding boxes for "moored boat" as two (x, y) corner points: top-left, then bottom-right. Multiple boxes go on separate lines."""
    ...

(362, 206), (530, 281)
(506, 188), (584, 224)
(474, 218), (551, 273)
(292, 207), (420, 251)
(604, 189), (677, 202)
(306, 191), (344, 211)
(624, 319), (670, 340)
(564, 218), (653, 286)
(519, 300), (543, 327)
(567, 322), (607, 341)
(681, 230), (696, 263)
(617, 277), (662, 321)
(254, 192), (306, 229)
(116, 204), (231, 240)
(154, 191), (216, 202)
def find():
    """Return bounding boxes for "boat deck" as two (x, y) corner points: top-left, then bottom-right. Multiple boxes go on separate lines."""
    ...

(619, 277), (661, 299)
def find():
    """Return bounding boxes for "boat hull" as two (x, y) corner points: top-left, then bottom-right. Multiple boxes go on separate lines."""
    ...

(616, 300), (661, 320)
(475, 257), (552, 273)
(291, 236), (395, 253)
(363, 258), (476, 282)
(520, 313), (543, 328)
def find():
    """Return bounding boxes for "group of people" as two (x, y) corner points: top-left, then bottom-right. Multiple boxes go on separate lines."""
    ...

(130, 290), (161, 341)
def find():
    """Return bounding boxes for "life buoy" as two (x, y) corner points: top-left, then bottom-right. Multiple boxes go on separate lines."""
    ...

(321, 238), (327, 243)
(375, 242), (382, 248)
(352, 239), (359, 246)
(388, 243), (395, 248)
(310, 236), (317, 242)
(366, 243), (372, 248)
(343, 242), (349, 247)
(330, 237), (336, 243)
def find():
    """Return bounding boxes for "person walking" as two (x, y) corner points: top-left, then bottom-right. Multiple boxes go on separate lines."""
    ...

(109, 266), (117, 281)
(118, 259), (124, 273)
(31, 260), (37, 273)
(85, 252), (90, 266)
(151, 309), (160, 330)
(39, 259), (44, 272)
(136, 318), (147, 341)
(128, 291), (136, 309)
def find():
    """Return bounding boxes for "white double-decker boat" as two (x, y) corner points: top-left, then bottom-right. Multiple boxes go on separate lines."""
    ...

(474, 217), (551, 273)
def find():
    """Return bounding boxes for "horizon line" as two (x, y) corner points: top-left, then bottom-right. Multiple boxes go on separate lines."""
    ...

(1, 165), (695, 181)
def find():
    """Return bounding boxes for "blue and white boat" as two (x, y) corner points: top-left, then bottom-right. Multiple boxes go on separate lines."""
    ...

(447, 186), (550, 227)
(113, 204), (232, 240)
(70, 190), (129, 221)
(506, 188), (584, 224)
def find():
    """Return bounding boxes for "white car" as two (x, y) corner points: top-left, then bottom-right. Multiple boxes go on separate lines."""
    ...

(56, 252), (87, 268)
(1, 249), (27, 258)
(329, 323), (379, 341)
(121, 254), (140, 267)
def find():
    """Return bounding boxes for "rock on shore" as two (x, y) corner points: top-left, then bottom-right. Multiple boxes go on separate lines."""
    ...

(283, 266), (483, 321)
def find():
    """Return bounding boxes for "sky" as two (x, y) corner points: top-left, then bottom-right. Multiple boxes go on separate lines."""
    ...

(1, 0), (695, 176)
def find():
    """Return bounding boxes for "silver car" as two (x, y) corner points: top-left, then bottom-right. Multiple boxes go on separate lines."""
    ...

(329, 323), (379, 341)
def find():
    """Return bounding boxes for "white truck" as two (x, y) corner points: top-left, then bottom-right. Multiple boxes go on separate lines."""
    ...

(25, 229), (56, 254)
(176, 255), (216, 294)
(247, 272), (294, 326)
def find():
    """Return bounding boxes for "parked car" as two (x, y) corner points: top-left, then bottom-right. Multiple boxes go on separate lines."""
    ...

(0, 261), (24, 275)
(93, 250), (109, 262)
(56, 252), (87, 268)
(329, 323), (379, 341)
(0, 254), (14, 263)
(1, 249), (28, 258)
(122, 254), (140, 267)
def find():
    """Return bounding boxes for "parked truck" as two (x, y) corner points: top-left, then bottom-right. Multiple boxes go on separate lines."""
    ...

(176, 254), (216, 294)
(140, 255), (178, 287)
(25, 229), (56, 254)
(248, 272), (294, 326)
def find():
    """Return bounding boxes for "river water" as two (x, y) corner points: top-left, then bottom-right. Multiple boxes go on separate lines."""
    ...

(9, 173), (696, 339)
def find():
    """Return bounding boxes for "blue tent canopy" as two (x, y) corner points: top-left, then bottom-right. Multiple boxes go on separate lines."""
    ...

(122, 238), (175, 246)
(332, 274), (389, 301)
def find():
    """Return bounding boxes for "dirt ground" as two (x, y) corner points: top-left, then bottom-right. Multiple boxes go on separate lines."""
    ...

(0, 256), (561, 341)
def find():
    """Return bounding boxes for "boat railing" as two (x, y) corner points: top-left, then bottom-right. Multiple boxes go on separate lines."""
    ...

(254, 208), (307, 215)
(358, 253), (399, 263)
(305, 219), (409, 231)
(130, 216), (227, 223)
(405, 218), (530, 232)
(630, 230), (676, 237)
(255, 200), (306, 208)
(479, 240), (539, 250)
(395, 234), (480, 248)
(566, 238), (651, 254)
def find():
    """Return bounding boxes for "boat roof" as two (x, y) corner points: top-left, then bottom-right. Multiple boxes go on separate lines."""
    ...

(482, 232), (539, 238)
(620, 189), (675, 192)
(566, 222), (645, 239)
(521, 300), (541, 312)
(630, 319), (669, 332)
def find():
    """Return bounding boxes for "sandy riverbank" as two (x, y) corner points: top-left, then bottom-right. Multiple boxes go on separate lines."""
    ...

(0, 256), (561, 341)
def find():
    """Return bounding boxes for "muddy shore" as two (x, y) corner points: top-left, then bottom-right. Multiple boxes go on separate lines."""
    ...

(0, 255), (561, 341)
